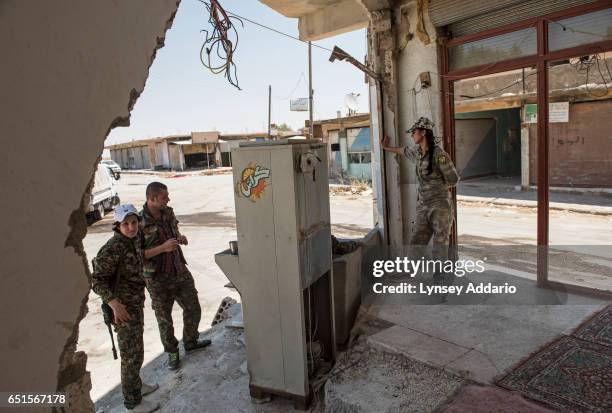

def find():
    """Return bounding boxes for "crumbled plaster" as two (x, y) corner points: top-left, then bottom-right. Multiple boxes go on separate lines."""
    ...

(364, 0), (443, 247)
(55, 3), (180, 412)
(415, 0), (431, 45)
(368, 9), (397, 113)
(396, 6), (413, 52)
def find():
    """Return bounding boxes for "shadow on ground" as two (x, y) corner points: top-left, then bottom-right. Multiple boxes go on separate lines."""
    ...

(94, 318), (307, 413)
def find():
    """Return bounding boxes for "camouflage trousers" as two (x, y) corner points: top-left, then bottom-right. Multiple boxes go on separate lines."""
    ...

(145, 270), (202, 353)
(410, 198), (454, 259)
(114, 302), (144, 408)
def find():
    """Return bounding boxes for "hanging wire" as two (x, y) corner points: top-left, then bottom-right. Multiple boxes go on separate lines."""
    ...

(458, 71), (538, 99)
(198, 0), (244, 90)
(197, 1), (355, 62)
(570, 53), (610, 98)
(195, 1), (611, 99)
(546, 19), (612, 41)
(273, 72), (307, 100)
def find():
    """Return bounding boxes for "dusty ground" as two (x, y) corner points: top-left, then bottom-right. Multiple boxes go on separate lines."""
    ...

(79, 173), (374, 405)
(79, 173), (611, 408)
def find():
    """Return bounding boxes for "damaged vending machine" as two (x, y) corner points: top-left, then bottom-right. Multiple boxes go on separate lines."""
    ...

(215, 139), (336, 410)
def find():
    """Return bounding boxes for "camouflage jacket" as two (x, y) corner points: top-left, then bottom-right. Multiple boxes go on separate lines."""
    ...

(140, 204), (187, 278)
(92, 232), (145, 305)
(404, 144), (459, 204)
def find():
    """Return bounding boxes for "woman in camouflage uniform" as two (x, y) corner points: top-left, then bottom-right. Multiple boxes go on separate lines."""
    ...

(92, 204), (159, 413)
(381, 117), (459, 249)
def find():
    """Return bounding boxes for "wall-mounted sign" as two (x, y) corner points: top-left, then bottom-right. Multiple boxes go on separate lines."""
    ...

(524, 102), (569, 124)
(236, 163), (270, 202)
(290, 98), (309, 112)
(524, 104), (537, 124)
(549, 102), (569, 123)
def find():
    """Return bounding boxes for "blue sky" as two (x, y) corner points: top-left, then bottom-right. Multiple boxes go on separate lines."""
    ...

(106, 0), (368, 145)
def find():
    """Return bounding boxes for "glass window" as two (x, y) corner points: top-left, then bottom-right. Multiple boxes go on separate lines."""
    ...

(449, 28), (537, 71)
(349, 153), (361, 164)
(452, 67), (539, 283)
(547, 53), (612, 292)
(361, 152), (372, 164)
(548, 8), (612, 52)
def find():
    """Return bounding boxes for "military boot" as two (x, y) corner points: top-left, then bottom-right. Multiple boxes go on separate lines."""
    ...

(167, 351), (180, 371)
(184, 338), (212, 353)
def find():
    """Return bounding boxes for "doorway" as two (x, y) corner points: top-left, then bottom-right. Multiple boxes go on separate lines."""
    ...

(443, 4), (612, 296)
(452, 67), (539, 282)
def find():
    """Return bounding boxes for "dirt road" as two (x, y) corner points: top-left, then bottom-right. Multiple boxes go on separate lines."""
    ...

(79, 173), (611, 402)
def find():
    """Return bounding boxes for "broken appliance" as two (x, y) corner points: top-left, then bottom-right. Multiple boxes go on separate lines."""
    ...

(215, 139), (336, 409)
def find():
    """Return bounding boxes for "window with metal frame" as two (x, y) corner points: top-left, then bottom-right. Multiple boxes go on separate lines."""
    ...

(448, 27), (537, 71)
(548, 8), (612, 51)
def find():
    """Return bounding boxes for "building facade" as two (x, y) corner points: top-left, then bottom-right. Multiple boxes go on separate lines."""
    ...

(260, 0), (612, 296)
(309, 113), (373, 181)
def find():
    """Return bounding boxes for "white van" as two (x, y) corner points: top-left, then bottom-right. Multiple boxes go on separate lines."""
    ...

(88, 163), (120, 220)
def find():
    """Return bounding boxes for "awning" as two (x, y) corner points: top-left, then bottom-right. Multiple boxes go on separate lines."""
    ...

(169, 139), (193, 145)
(349, 127), (371, 152)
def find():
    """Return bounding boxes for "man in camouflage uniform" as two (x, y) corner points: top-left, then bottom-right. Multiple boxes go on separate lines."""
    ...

(92, 204), (159, 412)
(140, 182), (210, 371)
(381, 117), (459, 282)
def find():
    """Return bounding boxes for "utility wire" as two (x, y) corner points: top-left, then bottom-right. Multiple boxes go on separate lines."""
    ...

(570, 53), (611, 98)
(199, 0), (334, 53)
(198, 0), (610, 98)
(547, 19), (612, 41)
(198, 0), (243, 89)
(273, 72), (306, 100)
(458, 71), (538, 99)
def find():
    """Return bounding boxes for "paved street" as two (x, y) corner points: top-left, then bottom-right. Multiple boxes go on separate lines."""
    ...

(79, 173), (611, 402)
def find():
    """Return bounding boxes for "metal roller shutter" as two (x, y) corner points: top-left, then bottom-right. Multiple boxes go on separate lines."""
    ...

(429, 0), (597, 38)
(428, 0), (526, 27)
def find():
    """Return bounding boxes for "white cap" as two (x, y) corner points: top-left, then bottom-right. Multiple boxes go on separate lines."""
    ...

(113, 204), (139, 223)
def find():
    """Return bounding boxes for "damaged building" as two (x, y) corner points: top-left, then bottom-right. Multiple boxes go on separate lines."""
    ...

(1, 0), (610, 412)
(107, 131), (303, 170)
(308, 113), (373, 181)
(261, 0), (612, 288)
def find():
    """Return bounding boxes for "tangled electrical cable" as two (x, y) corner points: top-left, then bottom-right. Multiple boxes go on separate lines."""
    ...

(198, 0), (243, 90)
(570, 54), (612, 98)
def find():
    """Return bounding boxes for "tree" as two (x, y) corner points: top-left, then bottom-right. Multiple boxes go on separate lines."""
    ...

(276, 123), (293, 131)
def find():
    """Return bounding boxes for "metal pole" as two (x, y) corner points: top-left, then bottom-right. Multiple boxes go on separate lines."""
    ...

(308, 41), (314, 139)
(268, 85), (272, 140)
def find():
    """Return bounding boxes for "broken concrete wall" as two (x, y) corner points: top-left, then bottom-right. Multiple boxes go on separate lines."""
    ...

(366, 0), (443, 245)
(0, 0), (179, 410)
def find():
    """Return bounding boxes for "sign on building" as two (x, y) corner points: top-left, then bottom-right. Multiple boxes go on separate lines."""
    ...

(290, 98), (309, 112)
(549, 102), (569, 123)
(524, 102), (569, 123)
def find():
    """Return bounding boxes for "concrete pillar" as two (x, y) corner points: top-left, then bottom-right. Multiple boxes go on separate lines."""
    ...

(394, 1), (442, 247)
(367, 8), (405, 249)
(340, 130), (349, 173)
(366, 0), (443, 248)
(521, 124), (530, 189)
